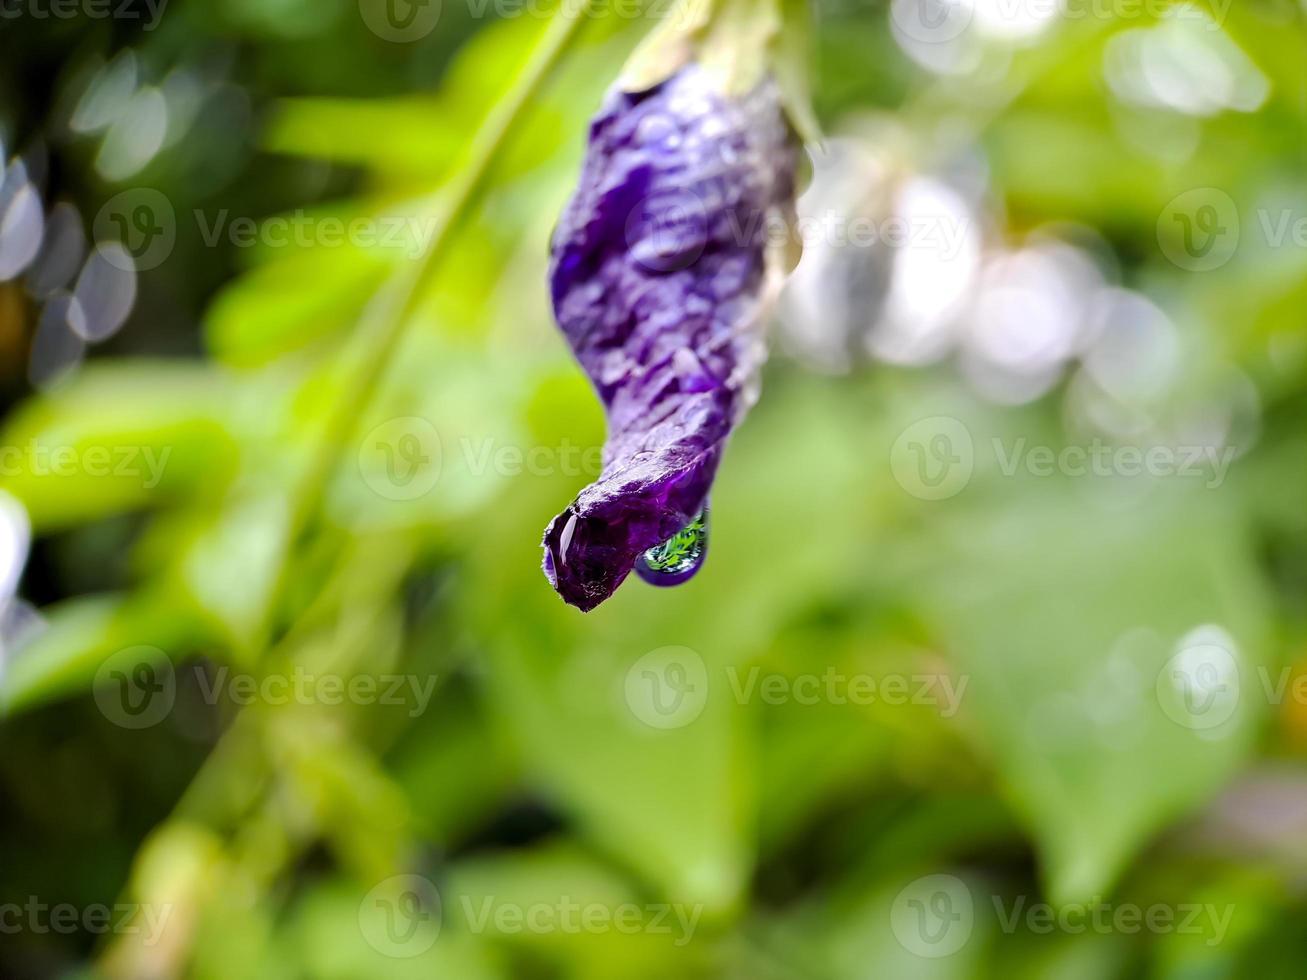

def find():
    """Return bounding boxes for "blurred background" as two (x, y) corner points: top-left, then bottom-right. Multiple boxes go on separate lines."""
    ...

(2, 0), (1306, 976)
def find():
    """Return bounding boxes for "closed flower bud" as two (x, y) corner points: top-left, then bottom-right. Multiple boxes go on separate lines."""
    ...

(542, 63), (797, 611)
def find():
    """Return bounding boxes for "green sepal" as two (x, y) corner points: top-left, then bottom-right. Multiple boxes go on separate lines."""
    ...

(618, 0), (821, 147)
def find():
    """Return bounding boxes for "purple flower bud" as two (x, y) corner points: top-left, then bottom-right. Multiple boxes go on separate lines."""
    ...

(542, 64), (797, 611)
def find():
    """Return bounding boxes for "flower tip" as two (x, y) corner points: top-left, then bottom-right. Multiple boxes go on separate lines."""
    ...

(541, 508), (633, 612)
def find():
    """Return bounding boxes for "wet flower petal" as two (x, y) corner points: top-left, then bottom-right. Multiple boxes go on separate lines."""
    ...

(542, 64), (796, 611)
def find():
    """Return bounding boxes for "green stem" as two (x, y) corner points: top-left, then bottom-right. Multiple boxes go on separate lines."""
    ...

(255, 4), (590, 651)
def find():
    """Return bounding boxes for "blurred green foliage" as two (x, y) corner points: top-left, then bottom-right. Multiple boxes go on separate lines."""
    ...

(3, 0), (1307, 977)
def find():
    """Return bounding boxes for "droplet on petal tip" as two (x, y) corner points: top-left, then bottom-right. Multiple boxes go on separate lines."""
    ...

(636, 506), (709, 587)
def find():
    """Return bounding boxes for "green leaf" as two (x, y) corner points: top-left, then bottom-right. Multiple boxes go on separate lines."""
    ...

(443, 840), (716, 978)
(0, 362), (239, 530)
(918, 476), (1273, 904)
(264, 97), (461, 178)
(0, 589), (215, 715)
(205, 250), (389, 368)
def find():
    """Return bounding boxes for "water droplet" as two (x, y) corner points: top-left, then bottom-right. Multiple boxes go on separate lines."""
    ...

(636, 506), (708, 587)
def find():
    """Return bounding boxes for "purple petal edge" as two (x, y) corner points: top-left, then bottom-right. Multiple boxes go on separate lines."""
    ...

(542, 64), (796, 611)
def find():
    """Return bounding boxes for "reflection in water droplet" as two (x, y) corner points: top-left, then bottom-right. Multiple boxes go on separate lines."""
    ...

(636, 506), (708, 587)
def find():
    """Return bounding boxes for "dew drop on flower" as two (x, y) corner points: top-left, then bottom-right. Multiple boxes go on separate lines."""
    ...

(636, 506), (709, 587)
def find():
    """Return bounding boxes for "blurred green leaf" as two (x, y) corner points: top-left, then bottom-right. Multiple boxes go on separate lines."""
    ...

(0, 363), (239, 530)
(0, 589), (215, 715)
(920, 475), (1273, 903)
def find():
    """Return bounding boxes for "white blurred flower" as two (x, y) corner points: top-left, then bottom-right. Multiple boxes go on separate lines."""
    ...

(1104, 9), (1271, 117)
(869, 177), (982, 366)
(957, 238), (1103, 404)
(779, 135), (983, 372)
